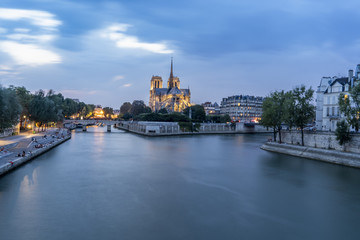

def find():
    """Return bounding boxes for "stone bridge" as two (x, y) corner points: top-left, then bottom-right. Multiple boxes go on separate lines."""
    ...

(63, 119), (122, 132)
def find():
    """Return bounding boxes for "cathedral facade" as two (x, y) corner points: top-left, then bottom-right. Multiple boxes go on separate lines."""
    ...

(149, 60), (191, 112)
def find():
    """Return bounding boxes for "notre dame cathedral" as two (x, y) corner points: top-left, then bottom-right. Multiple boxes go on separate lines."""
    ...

(149, 59), (191, 112)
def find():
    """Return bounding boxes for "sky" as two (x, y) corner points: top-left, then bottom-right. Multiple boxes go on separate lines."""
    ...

(1, 0), (360, 108)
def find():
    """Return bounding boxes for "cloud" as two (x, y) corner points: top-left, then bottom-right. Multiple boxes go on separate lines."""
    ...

(0, 65), (18, 76)
(0, 8), (62, 66)
(0, 41), (61, 66)
(0, 28), (7, 34)
(101, 23), (174, 54)
(123, 83), (132, 87)
(6, 34), (56, 42)
(14, 28), (31, 33)
(0, 8), (61, 30)
(112, 75), (125, 82)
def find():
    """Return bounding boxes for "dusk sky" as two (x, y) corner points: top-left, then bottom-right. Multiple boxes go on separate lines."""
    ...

(1, 0), (360, 108)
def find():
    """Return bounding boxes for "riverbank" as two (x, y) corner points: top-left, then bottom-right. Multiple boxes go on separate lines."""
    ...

(261, 142), (360, 168)
(116, 121), (270, 136)
(0, 130), (71, 177)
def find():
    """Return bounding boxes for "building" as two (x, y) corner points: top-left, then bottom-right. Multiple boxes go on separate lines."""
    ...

(202, 102), (220, 115)
(149, 59), (191, 112)
(316, 64), (360, 131)
(93, 105), (105, 118)
(220, 95), (264, 122)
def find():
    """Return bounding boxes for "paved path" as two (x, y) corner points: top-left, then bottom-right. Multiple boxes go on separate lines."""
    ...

(0, 128), (70, 167)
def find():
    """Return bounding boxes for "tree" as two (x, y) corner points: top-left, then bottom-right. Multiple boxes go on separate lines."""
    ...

(290, 86), (315, 146)
(158, 108), (168, 114)
(120, 102), (132, 114)
(122, 112), (132, 121)
(206, 114), (231, 123)
(13, 86), (32, 128)
(183, 105), (206, 122)
(0, 86), (22, 132)
(260, 90), (287, 143)
(47, 90), (65, 121)
(62, 98), (78, 118)
(335, 120), (351, 147)
(130, 100), (151, 116)
(338, 83), (360, 132)
(29, 90), (58, 131)
(103, 107), (114, 119)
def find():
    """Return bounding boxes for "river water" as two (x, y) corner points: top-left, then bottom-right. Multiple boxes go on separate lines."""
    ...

(0, 127), (359, 240)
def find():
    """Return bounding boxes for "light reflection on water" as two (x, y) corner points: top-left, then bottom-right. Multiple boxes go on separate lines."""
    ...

(0, 129), (360, 240)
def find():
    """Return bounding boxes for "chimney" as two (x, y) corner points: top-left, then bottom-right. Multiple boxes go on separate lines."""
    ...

(349, 69), (354, 84)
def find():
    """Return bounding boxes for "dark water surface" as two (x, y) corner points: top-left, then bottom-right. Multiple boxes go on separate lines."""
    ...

(1, 127), (360, 240)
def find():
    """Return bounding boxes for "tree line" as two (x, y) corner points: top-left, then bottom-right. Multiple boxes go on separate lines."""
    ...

(260, 85), (315, 146)
(0, 85), (95, 132)
(119, 101), (231, 124)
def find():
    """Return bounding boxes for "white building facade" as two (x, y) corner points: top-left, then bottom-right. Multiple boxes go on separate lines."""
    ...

(316, 65), (359, 131)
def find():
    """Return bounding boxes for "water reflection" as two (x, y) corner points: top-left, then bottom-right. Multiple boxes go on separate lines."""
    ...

(0, 132), (359, 240)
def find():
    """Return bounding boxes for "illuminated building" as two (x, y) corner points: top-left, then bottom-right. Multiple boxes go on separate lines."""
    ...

(220, 95), (264, 122)
(149, 59), (191, 112)
(93, 105), (105, 118)
(202, 102), (220, 115)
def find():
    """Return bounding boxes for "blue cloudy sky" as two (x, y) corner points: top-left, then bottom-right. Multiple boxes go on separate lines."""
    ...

(1, 0), (360, 108)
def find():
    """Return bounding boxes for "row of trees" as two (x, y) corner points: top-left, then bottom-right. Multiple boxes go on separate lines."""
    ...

(119, 102), (231, 123)
(0, 85), (97, 132)
(260, 86), (315, 146)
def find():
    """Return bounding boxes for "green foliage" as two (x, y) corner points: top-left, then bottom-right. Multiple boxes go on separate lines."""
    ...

(335, 120), (351, 146)
(134, 112), (190, 122)
(62, 98), (78, 117)
(120, 102), (132, 114)
(29, 90), (58, 128)
(0, 86), (22, 131)
(178, 122), (201, 132)
(130, 101), (151, 116)
(122, 112), (133, 121)
(260, 90), (287, 143)
(290, 86), (315, 146)
(13, 86), (32, 118)
(158, 108), (168, 114)
(103, 107), (114, 118)
(338, 84), (360, 132)
(183, 105), (206, 122)
(206, 114), (231, 123)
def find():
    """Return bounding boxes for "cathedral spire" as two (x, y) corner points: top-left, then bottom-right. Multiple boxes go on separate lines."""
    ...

(169, 57), (174, 87)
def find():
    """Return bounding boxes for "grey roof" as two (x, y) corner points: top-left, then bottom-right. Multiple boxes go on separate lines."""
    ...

(324, 77), (349, 93)
(154, 88), (168, 95)
(154, 87), (190, 96)
(330, 77), (348, 86)
(167, 87), (182, 95)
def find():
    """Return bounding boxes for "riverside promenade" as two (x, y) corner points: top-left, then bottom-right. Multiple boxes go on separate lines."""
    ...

(261, 142), (360, 168)
(0, 128), (71, 177)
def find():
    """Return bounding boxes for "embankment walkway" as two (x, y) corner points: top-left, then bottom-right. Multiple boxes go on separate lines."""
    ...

(0, 129), (71, 177)
(261, 142), (360, 168)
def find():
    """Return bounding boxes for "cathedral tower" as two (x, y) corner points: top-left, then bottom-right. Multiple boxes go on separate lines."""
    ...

(167, 58), (180, 89)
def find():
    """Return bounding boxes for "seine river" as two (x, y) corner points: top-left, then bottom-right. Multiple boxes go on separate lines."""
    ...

(1, 127), (360, 240)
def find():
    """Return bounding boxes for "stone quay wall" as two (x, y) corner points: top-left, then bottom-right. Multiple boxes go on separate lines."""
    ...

(279, 131), (360, 154)
(0, 135), (71, 177)
(116, 121), (270, 136)
(261, 142), (360, 168)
